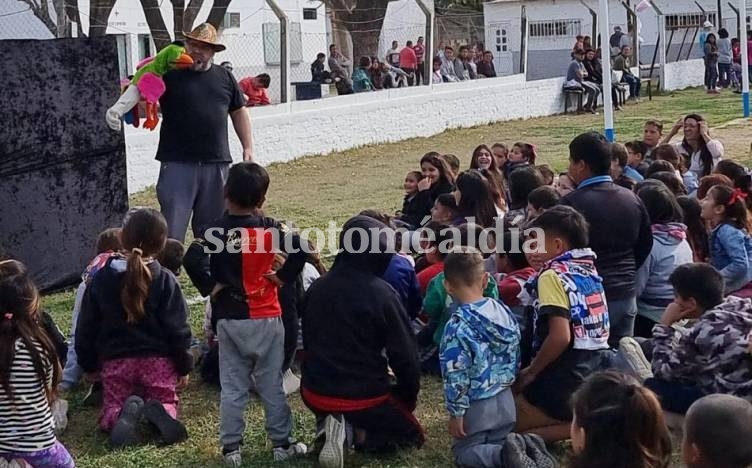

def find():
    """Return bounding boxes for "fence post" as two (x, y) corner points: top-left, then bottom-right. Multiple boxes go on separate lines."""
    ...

(415, 0), (434, 87)
(266, 0), (289, 103)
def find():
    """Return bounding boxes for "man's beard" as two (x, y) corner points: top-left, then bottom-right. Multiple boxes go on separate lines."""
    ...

(191, 57), (213, 71)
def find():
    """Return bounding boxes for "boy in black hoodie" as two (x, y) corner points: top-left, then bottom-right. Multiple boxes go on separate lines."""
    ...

(301, 215), (424, 468)
(184, 162), (307, 465)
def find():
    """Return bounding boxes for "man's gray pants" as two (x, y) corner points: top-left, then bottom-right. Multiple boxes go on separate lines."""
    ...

(452, 387), (516, 468)
(156, 161), (229, 242)
(218, 318), (293, 448)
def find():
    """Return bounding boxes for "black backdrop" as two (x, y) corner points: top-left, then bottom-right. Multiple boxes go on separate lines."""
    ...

(0, 36), (129, 291)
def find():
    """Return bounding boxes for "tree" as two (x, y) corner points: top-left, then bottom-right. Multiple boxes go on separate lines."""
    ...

(323, 0), (391, 62)
(19, 0), (69, 37)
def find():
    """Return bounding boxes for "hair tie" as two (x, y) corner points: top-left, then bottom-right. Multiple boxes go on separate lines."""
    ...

(728, 188), (748, 206)
(131, 247), (143, 256)
(3, 313), (12, 320)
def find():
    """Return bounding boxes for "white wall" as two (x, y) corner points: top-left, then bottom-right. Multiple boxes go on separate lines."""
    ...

(663, 58), (706, 90)
(125, 74), (567, 193)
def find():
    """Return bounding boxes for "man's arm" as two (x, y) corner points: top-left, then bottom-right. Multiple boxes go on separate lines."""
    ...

(230, 107), (253, 162)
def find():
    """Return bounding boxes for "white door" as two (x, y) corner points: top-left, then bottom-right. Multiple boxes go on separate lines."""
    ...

(490, 21), (514, 75)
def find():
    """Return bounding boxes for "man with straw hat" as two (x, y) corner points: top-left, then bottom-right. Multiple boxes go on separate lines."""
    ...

(155, 22), (254, 243)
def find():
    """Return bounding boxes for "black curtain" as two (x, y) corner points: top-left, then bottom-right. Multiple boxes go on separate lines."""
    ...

(0, 36), (129, 291)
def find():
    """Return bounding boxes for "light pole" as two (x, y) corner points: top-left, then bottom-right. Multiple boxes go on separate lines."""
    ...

(740, 0), (750, 117)
(599, 0), (616, 140)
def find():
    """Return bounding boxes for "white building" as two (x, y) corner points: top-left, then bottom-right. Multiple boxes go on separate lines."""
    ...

(484, 0), (751, 81)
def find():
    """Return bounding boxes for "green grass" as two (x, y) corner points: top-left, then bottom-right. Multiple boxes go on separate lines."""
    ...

(45, 88), (750, 467)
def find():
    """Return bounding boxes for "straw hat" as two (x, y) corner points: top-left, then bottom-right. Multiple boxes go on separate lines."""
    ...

(184, 23), (226, 52)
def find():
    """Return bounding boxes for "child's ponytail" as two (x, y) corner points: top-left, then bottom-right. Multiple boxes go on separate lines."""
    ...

(121, 247), (152, 323)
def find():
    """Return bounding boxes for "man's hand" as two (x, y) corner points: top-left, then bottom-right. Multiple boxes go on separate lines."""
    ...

(243, 147), (254, 162)
(513, 367), (537, 394)
(448, 415), (466, 439)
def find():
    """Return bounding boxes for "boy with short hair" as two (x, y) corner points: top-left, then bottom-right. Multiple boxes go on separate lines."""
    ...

(526, 186), (560, 219)
(645, 263), (752, 414)
(238, 73), (271, 106)
(643, 120), (663, 159)
(440, 248), (520, 468)
(683, 394), (752, 468)
(184, 162), (307, 465)
(514, 206), (612, 442)
(611, 142), (643, 184)
(156, 238), (185, 276)
(625, 140), (650, 176)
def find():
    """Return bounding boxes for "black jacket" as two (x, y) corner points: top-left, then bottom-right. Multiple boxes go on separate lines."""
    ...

(562, 180), (653, 300)
(409, 180), (454, 228)
(183, 213), (306, 328)
(301, 216), (420, 405)
(75, 257), (193, 375)
(400, 193), (424, 229)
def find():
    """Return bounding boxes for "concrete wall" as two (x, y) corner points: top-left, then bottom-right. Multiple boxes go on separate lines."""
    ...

(663, 58), (706, 90)
(125, 74), (567, 193)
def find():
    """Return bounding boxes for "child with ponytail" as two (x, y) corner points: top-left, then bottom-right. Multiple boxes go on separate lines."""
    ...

(0, 259), (74, 468)
(76, 208), (193, 448)
(700, 185), (752, 295)
(569, 371), (672, 468)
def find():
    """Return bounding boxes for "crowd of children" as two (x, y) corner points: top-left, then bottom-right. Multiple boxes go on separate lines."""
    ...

(3, 113), (752, 468)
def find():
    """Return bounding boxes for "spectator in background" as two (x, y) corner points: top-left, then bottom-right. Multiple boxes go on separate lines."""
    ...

(386, 40), (401, 68)
(699, 20), (713, 48)
(458, 46), (476, 80)
(609, 26), (625, 58)
(467, 49), (479, 78)
(566, 49), (599, 114)
(717, 29), (732, 88)
(476, 51), (496, 78)
(311, 53), (330, 83)
(614, 45), (641, 101)
(583, 48), (622, 111)
(583, 35), (592, 51)
(352, 56), (375, 92)
(369, 57), (385, 89)
(440, 46), (461, 82)
(238, 74), (271, 107)
(400, 40), (418, 86)
(414, 36), (426, 85)
(731, 37), (742, 91)
(704, 33), (720, 94)
(432, 56), (443, 84)
(328, 44), (351, 84)
(572, 35), (584, 57)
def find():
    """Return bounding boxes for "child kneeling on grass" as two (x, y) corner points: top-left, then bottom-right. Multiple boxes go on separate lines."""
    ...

(514, 206), (613, 442)
(183, 162), (308, 466)
(683, 394), (752, 468)
(76, 209), (193, 449)
(0, 260), (75, 468)
(569, 371), (672, 468)
(440, 248), (520, 468)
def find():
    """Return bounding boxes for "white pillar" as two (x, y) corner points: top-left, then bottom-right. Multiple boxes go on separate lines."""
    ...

(599, 0), (615, 141)
(740, 0), (750, 117)
(415, 0), (434, 88)
(658, 14), (667, 91)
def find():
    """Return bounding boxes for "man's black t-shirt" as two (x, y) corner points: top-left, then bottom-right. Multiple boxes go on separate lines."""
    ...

(156, 65), (245, 163)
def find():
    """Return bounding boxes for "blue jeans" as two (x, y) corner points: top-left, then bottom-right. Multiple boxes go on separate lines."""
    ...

(607, 296), (637, 347)
(644, 378), (706, 414)
(621, 74), (641, 98)
(718, 62), (732, 87)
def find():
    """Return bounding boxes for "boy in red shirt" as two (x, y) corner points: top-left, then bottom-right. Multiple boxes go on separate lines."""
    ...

(238, 74), (271, 106)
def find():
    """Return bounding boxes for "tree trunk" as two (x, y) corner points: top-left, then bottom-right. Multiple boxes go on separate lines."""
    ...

(327, 0), (389, 61)
(170, 0), (185, 40)
(139, 0), (172, 49)
(183, 0), (205, 33)
(205, 0), (231, 29)
(89, 0), (116, 37)
(64, 0), (82, 33)
(19, 0), (58, 36)
(54, 0), (70, 37)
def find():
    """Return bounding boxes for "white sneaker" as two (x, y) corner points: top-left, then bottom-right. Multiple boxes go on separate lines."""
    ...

(272, 441), (307, 461)
(222, 449), (242, 467)
(319, 415), (346, 468)
(282, 369), (301, 395)
(51, 398), (69, 435)
(618, 337), (653, 381)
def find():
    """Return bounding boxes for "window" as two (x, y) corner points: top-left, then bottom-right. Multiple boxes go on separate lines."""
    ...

(665, 13), (716, 30)
(529, 19), (582, 38)
(262, 22), (304, 64)
(115, 34), (131, 79)
(137, 34), (153, 61)
(223, 12), (241, 29)
(303, 8), (317, 20)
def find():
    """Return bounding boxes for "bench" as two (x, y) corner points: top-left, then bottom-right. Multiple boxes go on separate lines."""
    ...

(291, 81), (323, 101)
(563, 87), (584, 114)
(640, 77), (653, 100)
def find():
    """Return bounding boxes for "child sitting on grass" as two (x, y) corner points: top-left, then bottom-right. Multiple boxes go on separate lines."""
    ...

(184, 162), (308, 465)
(683, 394), (752, 468)
(416, 221), (450, 295)
(642, 119), (664, 159)
(515, 206), (613, 442)
(625, 140), (650, 177)
(569, 371), (672, 468)
(156, 238), (185, 277)
(0, 260), (75, 468)
(701, 185), (752, 295)
(76, 209), (193, 449)
(398, 170), (426, 229)
(644, 263), (752, 414)
(440, 248), (520, 468)
(431, 193), (462, 226)
(526, 185), (560, 219)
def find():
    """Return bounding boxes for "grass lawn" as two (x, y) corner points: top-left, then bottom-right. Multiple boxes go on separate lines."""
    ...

(45, 88), (751, 467)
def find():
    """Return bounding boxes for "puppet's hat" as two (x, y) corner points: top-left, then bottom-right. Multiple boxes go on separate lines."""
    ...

(184, 23), (226, 52)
